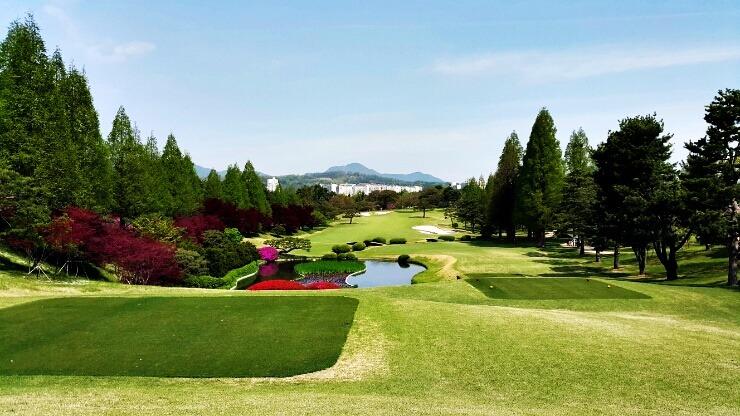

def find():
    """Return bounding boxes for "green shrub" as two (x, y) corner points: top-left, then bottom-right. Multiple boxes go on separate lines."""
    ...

(331, 244), (352, 254)
(397, 254), (410, 263)
(460, 235), (472, 241)
(372, 237), (386, 244)
(182, 262), (259, 289)
(452, 222), (459, 229)
(336, 253), (348, 260)
(363, 239), (372, 246)
(389, 238), (407, 245)
(345, 253), (358, 261)
(174, 249), (209, 276)
(202, 230), (259, 277)
(439, 235), (455, 241)
(294, 260), (365, 276)
(322, 253), (338, 260)
(352, 242), (366, 251)
(182, 274), (226, 289)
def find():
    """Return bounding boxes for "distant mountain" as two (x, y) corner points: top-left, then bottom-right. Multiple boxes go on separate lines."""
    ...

(194, 162), (446, 189)
(194, 164), (226, 179)
(326, 163), (445, 184)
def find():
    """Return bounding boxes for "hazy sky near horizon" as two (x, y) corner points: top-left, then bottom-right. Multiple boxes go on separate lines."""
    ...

(1, 1), (738, 182)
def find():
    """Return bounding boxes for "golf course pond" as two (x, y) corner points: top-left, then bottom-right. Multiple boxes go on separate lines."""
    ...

(256, 259), (425, 288)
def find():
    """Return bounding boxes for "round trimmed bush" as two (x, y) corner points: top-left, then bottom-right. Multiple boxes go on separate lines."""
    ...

(372, 237), (386, 244)
(322, 253), (338, 260)
(332, 244), (352, 254)
(336, 253), (348, 260)
(439, 235), (455, 241)
(345, 253), (358, 261)
(389, 238), (407, 245)
(363, 239), (372, 246)
(397, 254), (410, 263)
(452, 222), (459, 229)
(247, 280), (306, 290)
(460, 235), (472, 241)
(352, 242), (366, 251)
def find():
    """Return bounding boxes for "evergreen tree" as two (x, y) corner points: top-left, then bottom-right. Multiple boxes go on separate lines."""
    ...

(242, 161), (271, 215)
(34, 49), (79, 210)
(161, 134), (202, 216)
(514, 109), (565, 246)
(489, 131), (523, 242)
(592, 114), (688, 277)
(62, 66), (112, 212)
(221, 164), (249, 208)
(683, 89), (740, 286)
(0, 14), (53, 177)
(556, 129), (596, 256)
(202, 169), (223, 200)
(107, 107), (150, 227)
(456, 178), (486, 233)
(142, 134), (171, 214)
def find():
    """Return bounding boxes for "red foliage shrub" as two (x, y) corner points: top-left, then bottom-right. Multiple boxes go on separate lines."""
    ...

(44, 207), (181, 285)
(202, 198), (271, 235)
(173, 214), (225, 243)
(304, 282), (341, 290)
(270, 204), (316, 234)
(247, 279), (306, 290)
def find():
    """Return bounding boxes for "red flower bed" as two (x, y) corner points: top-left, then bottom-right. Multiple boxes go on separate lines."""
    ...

(305, 282), (342, 290)
(247, 280), (306, 290)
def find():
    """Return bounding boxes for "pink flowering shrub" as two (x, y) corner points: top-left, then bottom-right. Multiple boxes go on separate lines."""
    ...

(258, 262), (279, 277)
(258, 246), (279, 262)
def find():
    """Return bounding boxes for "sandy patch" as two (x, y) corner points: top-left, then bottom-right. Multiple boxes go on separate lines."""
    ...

(360, 212), (371, 217)
(374, 211), (391, 215)
(412, 225), (455, 235)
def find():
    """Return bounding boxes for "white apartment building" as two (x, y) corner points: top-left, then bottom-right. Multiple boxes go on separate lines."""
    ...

(321, 183), (422, 196)
(267, 177), (279, 192)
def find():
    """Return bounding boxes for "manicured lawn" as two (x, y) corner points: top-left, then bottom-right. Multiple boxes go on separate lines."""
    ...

(0, 296), (358, 377)
(467, 277), (651, 299)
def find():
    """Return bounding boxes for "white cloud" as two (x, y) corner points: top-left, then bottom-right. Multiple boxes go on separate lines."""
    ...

(433, 44), (740, 81)
(42, 3), (155, 64)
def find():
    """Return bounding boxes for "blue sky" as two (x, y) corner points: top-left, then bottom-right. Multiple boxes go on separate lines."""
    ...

(1, 0), (738, 182)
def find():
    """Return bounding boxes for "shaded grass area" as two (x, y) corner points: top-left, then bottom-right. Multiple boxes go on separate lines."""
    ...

(0, 296), (358, 377)
(467, 277), (651, 300)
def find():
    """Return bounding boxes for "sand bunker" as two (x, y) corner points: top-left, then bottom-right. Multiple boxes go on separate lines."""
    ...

(412, 225), (455, 235)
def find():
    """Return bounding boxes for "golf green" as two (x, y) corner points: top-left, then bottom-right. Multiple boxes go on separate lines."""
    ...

(0, 296), (358, 377)
(467, 277), (651, 300)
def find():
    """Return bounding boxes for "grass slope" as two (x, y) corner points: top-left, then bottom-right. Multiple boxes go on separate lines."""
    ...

(0, 296), (358, 377)
(468, 277), (650, 299)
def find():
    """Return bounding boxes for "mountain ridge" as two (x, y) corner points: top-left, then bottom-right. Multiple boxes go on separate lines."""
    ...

(194, 162), (446, 185)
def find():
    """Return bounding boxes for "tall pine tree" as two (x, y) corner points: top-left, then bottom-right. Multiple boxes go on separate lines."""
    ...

(556, 128), (596, 255)
(107, 107), (151, 226)
(514, 109), (565, 246)
(202, 169), (223, 200)
(683, 89), (740, 286)
(242, 160), (271, 215)
(489, 131), (523, 242)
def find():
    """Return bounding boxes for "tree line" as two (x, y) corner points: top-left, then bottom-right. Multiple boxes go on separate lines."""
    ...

(435, 94), (739, 287)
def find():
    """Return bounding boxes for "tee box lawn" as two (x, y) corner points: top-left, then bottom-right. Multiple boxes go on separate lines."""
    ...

(468, 277), (651, 300)
(0, 296), (358, 377)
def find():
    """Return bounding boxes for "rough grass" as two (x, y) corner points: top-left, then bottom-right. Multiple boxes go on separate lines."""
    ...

(467, 277), (651, 299)
(0, 296), (358, 377)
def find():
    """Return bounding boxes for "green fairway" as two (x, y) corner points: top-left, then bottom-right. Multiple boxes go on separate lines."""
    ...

(0, 296), (358, 377)
(467, 277), (651, 299)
